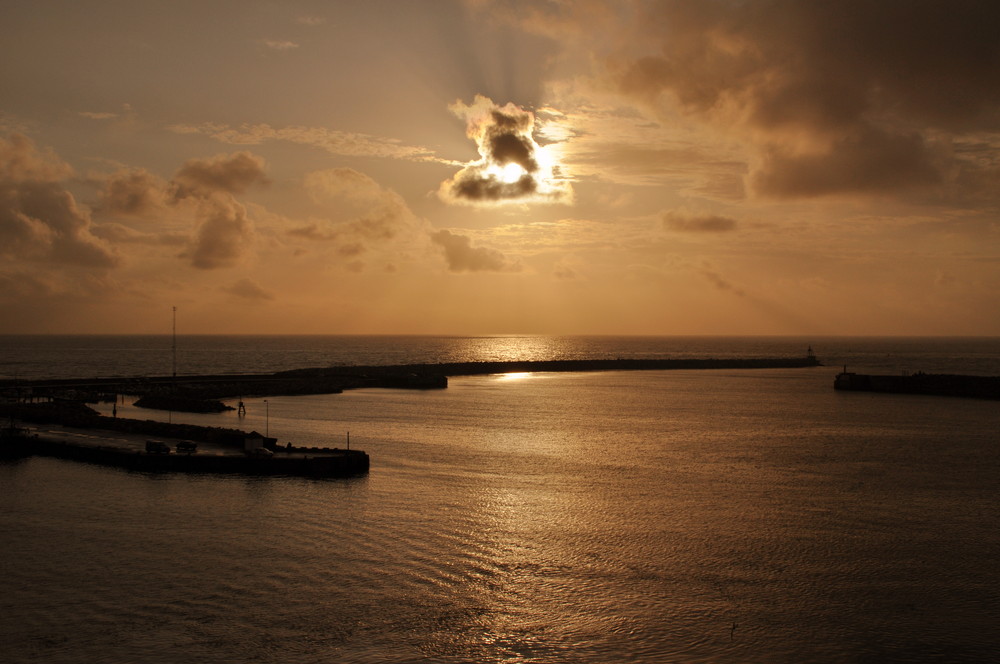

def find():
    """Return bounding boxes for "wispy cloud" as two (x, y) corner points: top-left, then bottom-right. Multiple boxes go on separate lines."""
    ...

(261, 39), (299, 51)
(168, 122), (449, 163)
(77, 104), (136, 123)
(663, 209), (738, 233)
(296, 16), (325, 26)
(225, 277), (275, 301)
(79, 111), (118, 121)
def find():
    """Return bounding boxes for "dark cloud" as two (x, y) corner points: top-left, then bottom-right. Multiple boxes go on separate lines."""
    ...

(439, 95), (571, 205)
(224, 277), (274, 301)
(0, 134), (118, 268)
(166, 153), (267, 269)
(612, 0), (1000, 198)
(172, 151), (268, 199)
(750, 128), (945, 197)
(663, 210), (738, 233)
(431, 229), (521, 272)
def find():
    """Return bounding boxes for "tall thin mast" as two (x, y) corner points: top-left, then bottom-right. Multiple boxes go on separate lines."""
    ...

(172, 306), (177, 379)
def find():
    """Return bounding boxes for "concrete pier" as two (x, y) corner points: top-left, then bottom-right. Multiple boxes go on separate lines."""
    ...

(2, 422), (369, 477)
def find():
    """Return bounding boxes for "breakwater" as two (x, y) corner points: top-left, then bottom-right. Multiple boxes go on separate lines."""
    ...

(0, 355), (820, 406)
(2, 433), (370, 477)
(0, 402), (370, 477)
(834, 371), (1000, 400)
(278, 355), (822, 378)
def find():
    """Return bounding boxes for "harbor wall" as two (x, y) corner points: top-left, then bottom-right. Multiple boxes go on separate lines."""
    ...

(3, 434), (369, 477)
(834, 372), (1000, 399)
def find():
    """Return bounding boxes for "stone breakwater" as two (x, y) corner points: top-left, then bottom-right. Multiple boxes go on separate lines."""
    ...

(0, 403), (370, 477)
(834, 371), (1000, 399)
(2, 433), (370, 477)
(0, 355), (821, 406)
(278, 355), (823, 381)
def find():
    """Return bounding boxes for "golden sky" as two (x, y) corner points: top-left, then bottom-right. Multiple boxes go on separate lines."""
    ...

(1, 0), (999, 335)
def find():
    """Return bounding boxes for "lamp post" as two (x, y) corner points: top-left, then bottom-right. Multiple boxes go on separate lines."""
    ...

(264, 399), (269, 438)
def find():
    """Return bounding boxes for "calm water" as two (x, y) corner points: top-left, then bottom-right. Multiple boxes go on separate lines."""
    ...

(1, 337), (999, 663)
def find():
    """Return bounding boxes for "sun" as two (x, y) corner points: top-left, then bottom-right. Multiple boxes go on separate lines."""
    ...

(498, 162), (526, 184)
(483, 161), (527, 184)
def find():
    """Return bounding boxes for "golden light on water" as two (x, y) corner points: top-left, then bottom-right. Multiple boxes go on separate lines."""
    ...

(496, 372), (533, 381)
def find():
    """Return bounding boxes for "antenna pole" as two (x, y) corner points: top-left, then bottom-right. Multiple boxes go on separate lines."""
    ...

(172, 306), (177, 379)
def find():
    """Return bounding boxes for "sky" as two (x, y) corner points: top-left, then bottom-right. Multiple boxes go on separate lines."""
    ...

(1, 0), (999, 336)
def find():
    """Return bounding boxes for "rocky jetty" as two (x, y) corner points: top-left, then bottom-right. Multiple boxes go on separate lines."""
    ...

(834, 371), (1000, 400)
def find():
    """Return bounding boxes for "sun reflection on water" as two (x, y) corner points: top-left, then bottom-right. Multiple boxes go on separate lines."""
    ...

(496, 372), (533, 381)
(452, 335), (569, 363)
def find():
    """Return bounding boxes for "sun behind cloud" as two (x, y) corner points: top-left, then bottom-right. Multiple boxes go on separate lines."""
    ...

(439, 95), (572, 206)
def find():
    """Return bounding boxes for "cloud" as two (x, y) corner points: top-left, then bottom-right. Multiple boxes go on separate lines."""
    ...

(225, 277), (275, 301)
(438, 95), (572, 205)
(91, 154), (266, 269)
(172, 151), (268, 198)
(90, 222), (186, 246)
(168, 122), (445, 163)
(162, 152), (267, 269)
(431, 229), (521, 272)
(700, 265), (746, 297)
(0, 133), (118, 268)
(607, 0), (1000, 199)
(79, 111), (118, 121)
(749, 128), (944, 197)
(0, 133), (74, 183)
(289, 168), (417, 259)
(98, 168), (167, 216)
(77, 104), (137, 126)
(304, 167), (387, 205)
(0, 269), (57, 301)
(186, 195), (254, 270)
(663, 210), (738, 233)
(262, 39), (299, 51)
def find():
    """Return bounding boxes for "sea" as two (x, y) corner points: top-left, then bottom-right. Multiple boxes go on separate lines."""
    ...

(1, 335), (998, 663)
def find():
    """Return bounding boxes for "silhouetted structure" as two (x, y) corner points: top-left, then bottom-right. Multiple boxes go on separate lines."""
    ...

(835, 370), (1000, 399)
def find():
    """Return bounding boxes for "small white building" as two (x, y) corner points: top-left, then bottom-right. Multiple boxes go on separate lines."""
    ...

(244, 431), (265, 453)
